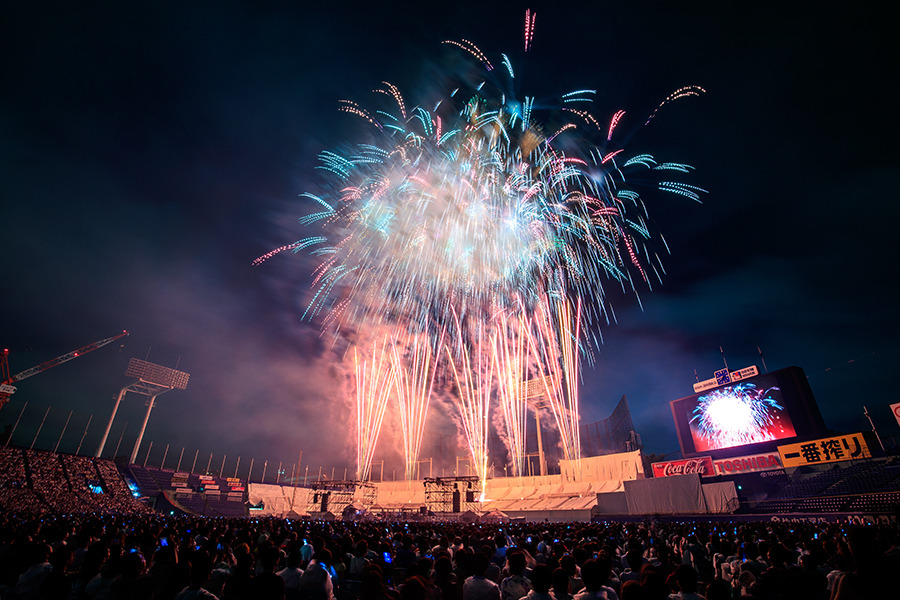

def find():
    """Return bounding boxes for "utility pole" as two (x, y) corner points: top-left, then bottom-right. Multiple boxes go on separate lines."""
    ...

(864, 406), (885, 451)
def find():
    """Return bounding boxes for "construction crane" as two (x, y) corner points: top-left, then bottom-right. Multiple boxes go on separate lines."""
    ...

(0, 331), (129, 410)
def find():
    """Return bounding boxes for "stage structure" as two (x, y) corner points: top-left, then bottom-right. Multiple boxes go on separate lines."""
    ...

(95, 358), (190, 463)
(306, 479), (376, 515)
(424, 476), (481, 513)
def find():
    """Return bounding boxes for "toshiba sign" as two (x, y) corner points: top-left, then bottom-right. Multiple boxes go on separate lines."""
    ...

(713, 453), (783, 475)
(651, 456), (715, 478)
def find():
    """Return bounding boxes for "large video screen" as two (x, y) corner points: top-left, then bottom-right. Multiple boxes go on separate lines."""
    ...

(670, 366), (826, 458)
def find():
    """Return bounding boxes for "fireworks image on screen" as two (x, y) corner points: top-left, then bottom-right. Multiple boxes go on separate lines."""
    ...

(690, 383), (795, 451)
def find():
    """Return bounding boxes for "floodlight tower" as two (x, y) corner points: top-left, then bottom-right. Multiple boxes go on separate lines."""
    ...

(96, 358), (189, 463)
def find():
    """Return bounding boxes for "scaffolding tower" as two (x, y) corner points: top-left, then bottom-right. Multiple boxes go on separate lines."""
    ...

(424, 476), (481, 513)
(306, 479), (376, 515)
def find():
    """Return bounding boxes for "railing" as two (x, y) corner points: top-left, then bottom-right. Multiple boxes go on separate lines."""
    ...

(746, 490), (900, 514)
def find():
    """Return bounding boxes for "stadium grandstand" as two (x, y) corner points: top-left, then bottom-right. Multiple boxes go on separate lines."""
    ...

(2, 443), (899, 523)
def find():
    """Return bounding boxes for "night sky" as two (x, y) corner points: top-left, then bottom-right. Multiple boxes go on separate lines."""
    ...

(2, 1), (897, 479)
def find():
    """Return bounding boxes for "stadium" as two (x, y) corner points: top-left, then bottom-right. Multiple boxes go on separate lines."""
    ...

(2, 353), (900, 599)
(3, 3), (898, 599)
(3, 352), (900, 523)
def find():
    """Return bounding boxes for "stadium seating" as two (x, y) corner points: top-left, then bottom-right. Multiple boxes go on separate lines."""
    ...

(750, 457), (900, 516)
(127, 463), (248, 518)
(0, 448), (151, 514)
(4, 445), (900, 519)
(127, 464), (162, 493)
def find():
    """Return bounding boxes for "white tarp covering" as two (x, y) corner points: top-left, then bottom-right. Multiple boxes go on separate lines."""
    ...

(247, 483), (311, 517)
(701, 481), (738, 513)
(559, 450), (644, 483)
(373, 481), (426, 508)
(624, 473), (707, 515)
(594, 491), (628, 515)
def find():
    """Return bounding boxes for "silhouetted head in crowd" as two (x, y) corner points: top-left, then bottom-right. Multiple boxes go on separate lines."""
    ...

(507, 550), (527, 576)
(672, 564), (699, 594)
(620, 580), (644, 600)
(286, 549), (303, 570)
(704, 578), (731, 600)
(551, 567), (569, 595)
(434, 555), (453, 580)
(315, 548), (332, 566)
(639, 569), (668, 600)
(260, 544), (282, 573)
(187, 549), (213, 586)
(559, 554), (577, 576)
(529, 564), (552, 593)
(580, 557), (612, 592)
(401, 575), (429, 600)
(471, 551), (491, 577)
(625, 548), (643, 572)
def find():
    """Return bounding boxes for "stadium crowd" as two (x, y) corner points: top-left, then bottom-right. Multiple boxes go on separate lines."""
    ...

(0, 513), (897, 600)
(0, 448), (152, 516)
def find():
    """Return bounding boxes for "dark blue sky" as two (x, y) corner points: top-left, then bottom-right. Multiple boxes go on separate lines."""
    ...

(2, 1), (897, 478)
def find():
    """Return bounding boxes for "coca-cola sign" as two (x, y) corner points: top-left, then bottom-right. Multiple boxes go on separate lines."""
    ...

(651, 456), (715, 478)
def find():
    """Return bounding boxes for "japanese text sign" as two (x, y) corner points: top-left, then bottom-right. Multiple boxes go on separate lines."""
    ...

(778, 433), (870, 468)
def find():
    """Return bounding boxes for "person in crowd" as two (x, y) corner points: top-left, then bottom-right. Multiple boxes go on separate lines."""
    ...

(278, 548), (305, 600)
(175, 549), (220, 600)
(824, 549), (849, 595)
(573, 558), (618, 600)
(13, 543), (52, 599)
(298, 548), (336, 600)
(665, 565), (702, 600)
(463, 552), (500, 600)
(500, 550), (531, 600)
(400, 575), (432, 600)
(638, 569), (667, 600)
(109, 549), (156, 600)
(38, 544), (72, 600)
(69, 541), (110, 600)
(361, 564), (401, 600)
(492, 535), (509, 569)
(255, 545), (286, 600)
(221, 545), (255, 600)
(619, 549), (645, 586)
(619, 581), (644, 600)
(831, 525), (891, 599)
(434, 554), (462, 600)
(550, 567), (573, 600)
(700, 579), (728, 600)
(559, 555), (583, 595)
(350, 539), (371, 580)
(521, 564), (553, 600)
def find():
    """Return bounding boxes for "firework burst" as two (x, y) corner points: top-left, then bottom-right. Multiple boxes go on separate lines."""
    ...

(260, 12), (704, 480)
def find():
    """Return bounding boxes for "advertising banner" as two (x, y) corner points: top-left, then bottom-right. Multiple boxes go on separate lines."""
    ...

(693, 366), (759, 393)
(712, 452), (783, 475)
(778, 433), (870, 468)
(891, 402), (900, 429)
(651, 456), (715, 478)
